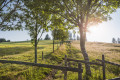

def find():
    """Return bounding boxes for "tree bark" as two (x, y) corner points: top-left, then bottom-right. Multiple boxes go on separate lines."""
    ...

(35, 22), (37, 63)
(79, 25), (91, 76)
(53, 30), (55, 53)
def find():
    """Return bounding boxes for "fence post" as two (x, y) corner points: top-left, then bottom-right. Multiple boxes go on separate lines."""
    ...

(78, 63), (82, 80)
(42, 51), (43, 60)
(102, 54), (105, 80)
(70, 42), (71, 54)
(68, 62), (71, 67)
(53, 39), (54, 53)
(57, 42), (58, 49)
(64, 55), (67, 80)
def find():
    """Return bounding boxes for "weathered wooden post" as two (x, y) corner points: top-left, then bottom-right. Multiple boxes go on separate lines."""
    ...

(42, 51), (43, 60)
(70, 42), (71, 54)
(78, 63), (82, 80)
(53, 39), (54, 53)
(68, 62), (71, 67)
(60, 42), (61, 46)
(102, 55), (106, 80)
(64, 55), (67, 80)
(57, 42), (58, 49)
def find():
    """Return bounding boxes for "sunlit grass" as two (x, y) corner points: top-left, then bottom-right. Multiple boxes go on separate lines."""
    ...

(0, 40), (62, 80)
(54, 41), (120, 80)
(0, 40), (120, 80)
(72, 41), (120, 63)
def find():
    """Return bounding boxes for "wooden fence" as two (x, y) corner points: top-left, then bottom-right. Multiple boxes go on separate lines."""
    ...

(0, 59), (83, 80)
(0, 54), (119, 80)
(63, 54), (120, 80)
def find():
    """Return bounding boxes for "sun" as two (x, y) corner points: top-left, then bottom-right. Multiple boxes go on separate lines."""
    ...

(88, 25), (99, 33)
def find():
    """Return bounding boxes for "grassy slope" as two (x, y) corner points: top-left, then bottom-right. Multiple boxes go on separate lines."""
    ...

(0, 40), (120, 80)
(71, 41), (120, 79)
(0, 40), (63, 80)
(53, 41), (120, 80)
(72, 41), (120, 63)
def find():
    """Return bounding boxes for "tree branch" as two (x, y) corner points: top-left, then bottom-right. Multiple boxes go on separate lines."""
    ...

(0, 0), (19, 27)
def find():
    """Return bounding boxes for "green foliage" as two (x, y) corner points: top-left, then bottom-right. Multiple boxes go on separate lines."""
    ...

(0, 38), (6, 42)
(44, 34), (51, 40)
(0, 0), (23, 31)
(47, 0), (120, 30)
(52, 29), (69, 41)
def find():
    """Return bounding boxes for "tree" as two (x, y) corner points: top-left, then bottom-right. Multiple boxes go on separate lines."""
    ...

(69, 31), (73, 40)
(77, 35), (80, 40)
(117, 38), (120, 44)
(52, 29), (69, 41)
(47, 0), (120, 76)
(0, 38), (6, 42)
(73, 30), (76, 40)
(0, 0), (23, 31)
(21, 0), (51, 63)
(112, 38), (116, 43)
(44, 34), (51, 40)
(6, 40), (10, 42)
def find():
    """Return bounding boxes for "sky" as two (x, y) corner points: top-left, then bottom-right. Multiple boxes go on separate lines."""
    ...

(0, 9), (120, 43)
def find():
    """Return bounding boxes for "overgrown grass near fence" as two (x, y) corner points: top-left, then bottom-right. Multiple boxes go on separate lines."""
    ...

(70, 41), (120, 80)
(0, 40), (62, 80)
(53, 42), (120, 80)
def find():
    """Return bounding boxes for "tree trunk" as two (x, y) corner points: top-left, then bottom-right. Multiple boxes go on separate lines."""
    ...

(35, 22), (37, 63)
(53, 30), (55, 53)
(35, 38), (37, 63)
(79, 25), (91, 76)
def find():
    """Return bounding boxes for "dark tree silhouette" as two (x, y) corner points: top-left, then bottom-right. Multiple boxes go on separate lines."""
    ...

(112, 38), (116, 43)
(44, 34), (51, 40)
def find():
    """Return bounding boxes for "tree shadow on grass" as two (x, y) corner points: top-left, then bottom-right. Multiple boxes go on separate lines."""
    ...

(0, 47), (44, 57)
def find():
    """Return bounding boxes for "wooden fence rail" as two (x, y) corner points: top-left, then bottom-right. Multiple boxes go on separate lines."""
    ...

(0, 59), (83, 80)
(96, 59), (120, 67)
(63, 58), (102, 66)
(63, 54), (120, 80)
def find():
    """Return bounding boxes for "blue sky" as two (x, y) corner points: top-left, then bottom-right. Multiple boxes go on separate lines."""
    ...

(0, 9), (120, 43)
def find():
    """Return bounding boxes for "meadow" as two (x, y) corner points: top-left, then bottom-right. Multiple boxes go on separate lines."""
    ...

(0, 40), (120, 80)
(0, 40), (62, 80)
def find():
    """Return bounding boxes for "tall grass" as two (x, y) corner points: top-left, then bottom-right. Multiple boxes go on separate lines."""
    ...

(0, 40), (62, 80)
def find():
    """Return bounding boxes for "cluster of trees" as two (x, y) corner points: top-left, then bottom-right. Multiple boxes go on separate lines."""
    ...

(112, 38), (120, 44)
(1, 0), (120, 76)
(52, 29), (69, 41)
(0, 38), (10, 42)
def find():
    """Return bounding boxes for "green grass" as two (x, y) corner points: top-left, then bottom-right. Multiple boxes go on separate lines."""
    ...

(0, 40), (64, 80)
(53, 41), (120, 80)
(0, 40), (120, 80)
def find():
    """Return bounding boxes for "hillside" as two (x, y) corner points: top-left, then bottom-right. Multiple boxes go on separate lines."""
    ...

(72, 41), (120, 64)
(0, 40), (119, 80)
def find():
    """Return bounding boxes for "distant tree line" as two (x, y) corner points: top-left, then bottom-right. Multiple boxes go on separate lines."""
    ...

(0, 38), (10, 42)
(112, 38), (120, 44)
(68, 31), (80, 40)
(44, 34), (51, 40)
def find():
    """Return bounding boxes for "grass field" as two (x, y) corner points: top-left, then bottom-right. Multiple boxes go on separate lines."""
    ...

(54, 41), (120, 80)
(0, 40), (62, 80)
(72, 41), (120, 63)
(0, 40), (120, 80)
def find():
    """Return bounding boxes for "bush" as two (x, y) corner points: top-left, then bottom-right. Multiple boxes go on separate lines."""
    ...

(0, 38), (6, 42)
